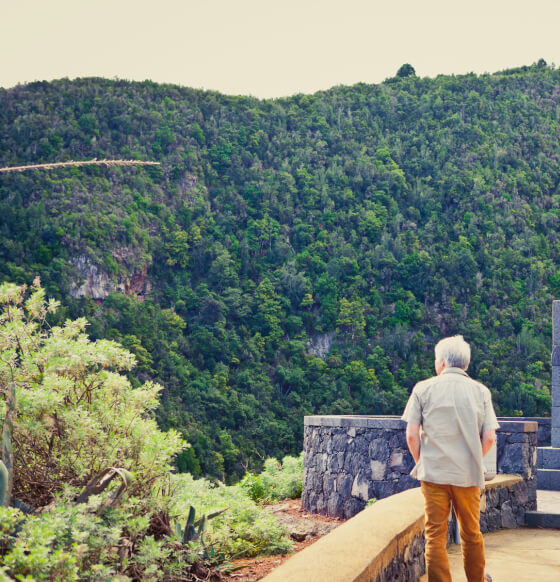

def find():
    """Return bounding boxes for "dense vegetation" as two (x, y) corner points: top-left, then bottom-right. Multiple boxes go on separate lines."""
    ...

(0, 282), (301, 580)
(0, 62), (557, 480)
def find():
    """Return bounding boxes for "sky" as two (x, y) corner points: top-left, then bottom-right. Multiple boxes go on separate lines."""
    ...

(1, 0), (559, 99)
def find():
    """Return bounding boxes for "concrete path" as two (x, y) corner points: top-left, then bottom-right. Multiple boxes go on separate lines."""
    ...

(420, 527), (560, 581)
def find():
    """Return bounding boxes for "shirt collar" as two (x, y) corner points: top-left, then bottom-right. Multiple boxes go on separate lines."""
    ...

(441, 367), (469, 377)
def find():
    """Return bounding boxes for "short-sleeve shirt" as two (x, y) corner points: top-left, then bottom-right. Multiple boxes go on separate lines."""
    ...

(401, 367), (500, 489)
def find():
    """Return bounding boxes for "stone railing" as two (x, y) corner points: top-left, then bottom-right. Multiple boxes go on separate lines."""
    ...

(303, 416), (538, 519)
(263, 474), (526, 582)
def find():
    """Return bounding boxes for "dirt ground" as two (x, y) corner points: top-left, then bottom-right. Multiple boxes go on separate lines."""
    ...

(223, 499), (346, 581)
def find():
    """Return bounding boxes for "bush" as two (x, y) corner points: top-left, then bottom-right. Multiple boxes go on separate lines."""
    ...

(240, 453), (304, 503)
(0, 280), (185, 507)
(169, 473), (293, 558)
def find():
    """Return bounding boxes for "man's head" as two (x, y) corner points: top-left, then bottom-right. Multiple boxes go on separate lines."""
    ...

(434, 335), (471, 374)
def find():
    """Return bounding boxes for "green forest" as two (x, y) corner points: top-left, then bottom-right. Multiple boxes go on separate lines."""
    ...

(0, 62), (557, 482)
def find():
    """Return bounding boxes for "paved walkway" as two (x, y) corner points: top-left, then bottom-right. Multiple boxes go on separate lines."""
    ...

(420, 490), (560, 581)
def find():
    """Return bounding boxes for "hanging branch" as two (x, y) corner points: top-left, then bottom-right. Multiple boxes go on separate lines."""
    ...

(0, 159), (161, 173)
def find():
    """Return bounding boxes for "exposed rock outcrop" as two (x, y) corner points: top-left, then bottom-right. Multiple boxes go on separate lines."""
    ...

(307, 333), (334, 360)
(70, 254), (151, 300)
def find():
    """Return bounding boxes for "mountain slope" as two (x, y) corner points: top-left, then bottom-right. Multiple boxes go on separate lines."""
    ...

(0, 64), (557, 479)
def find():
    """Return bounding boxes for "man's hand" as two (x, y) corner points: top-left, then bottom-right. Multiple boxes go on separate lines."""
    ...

(481, 429), (496, 457)
(406, 422), (421, 463)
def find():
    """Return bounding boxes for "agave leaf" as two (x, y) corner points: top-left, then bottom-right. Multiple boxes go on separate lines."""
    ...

(186, 505), (196, 527)
(197, 514), (207, 542)
(206, 507), (228, 521)
(186, 523), (197, 542)
(0, 460), (8, 507)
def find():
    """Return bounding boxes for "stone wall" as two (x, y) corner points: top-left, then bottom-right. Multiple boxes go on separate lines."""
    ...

(303, 415), (538, 519)
(495, 420), (538, 511)
(378, 532), (425, 582)
(302, 416), (417, 519)
(500, 416), (550, 447)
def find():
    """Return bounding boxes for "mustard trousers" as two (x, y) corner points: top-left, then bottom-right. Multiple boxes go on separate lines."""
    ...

(421, 481), (485, 582)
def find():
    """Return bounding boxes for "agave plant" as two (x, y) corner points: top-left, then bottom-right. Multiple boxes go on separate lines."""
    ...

(174, 505), (227, 545)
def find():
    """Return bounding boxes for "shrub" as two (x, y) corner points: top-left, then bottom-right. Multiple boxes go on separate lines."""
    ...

(169, 473), (293, 558)
(240, 453), (303, 503)
(0, 280), (185, 507)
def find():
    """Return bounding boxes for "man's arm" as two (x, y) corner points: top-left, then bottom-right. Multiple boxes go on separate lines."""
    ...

(406, 422), (421, 463)
(481, 429), (496, 457)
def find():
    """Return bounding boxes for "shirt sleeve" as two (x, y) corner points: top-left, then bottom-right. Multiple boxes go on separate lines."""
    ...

(401, 390), (422, 425)
(481, 388), (500, 432)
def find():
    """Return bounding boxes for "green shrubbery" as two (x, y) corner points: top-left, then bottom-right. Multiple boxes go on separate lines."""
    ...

(0, 282), (302, 580)
(239, 454), (304, 503)
(169, 473), (294, 558)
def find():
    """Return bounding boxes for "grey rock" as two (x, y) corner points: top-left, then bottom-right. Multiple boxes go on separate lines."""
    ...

(336, 473), (353, 498)
(501, 501), (517, 529)
(369, 438), (389, 460)
(326, 493), (343, 518)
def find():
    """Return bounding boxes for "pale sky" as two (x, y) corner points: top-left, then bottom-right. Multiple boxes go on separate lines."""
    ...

(1, 0), (559, 98)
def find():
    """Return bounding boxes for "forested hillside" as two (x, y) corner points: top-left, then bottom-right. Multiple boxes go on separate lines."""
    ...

(0, 63), (557, 480)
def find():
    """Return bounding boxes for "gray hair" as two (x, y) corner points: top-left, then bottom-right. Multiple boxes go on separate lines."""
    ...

(434, 335), (471, 370)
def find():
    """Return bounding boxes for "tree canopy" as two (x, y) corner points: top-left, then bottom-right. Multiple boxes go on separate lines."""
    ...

(0, 64), (556, 479)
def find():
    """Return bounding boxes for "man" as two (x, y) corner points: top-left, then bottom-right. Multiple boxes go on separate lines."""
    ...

(402, 335), (499, 582)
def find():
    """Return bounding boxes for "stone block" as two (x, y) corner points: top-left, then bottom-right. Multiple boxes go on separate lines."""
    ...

(336, 473), (353, 498)
(303, 416), (320, 426)
(552, 431), (560, 449)
(332, 432), (347, 452)
(373, 480), (398, 499)
(351, 471), (369, 501)
(340, 416), (368, 428)
(500, 500), (517, 529)
(525, 511), (560, 528)
(342, 497), (364, 519)
(366, 417), (405, 429)
(552, 366), (560, 392)
(553, 300), (560, 344)
(552, 407), (560, 428)
(389, 431), (406, 449)
(370, 459), (386, 480)
(368, 437), (389, 460)
(537, 468), (560, 490)
(322, 473), (335, 495)
(396, 475), (420, 493)
(485, 507), (501, 531)
(486, 487), (498, 507)
(326, 492), (343, 517)
(498, 421), (536, 433)
(512, 480), (529, 505)
(498, 444), (524, 474)
(540, 446), (560, 469)
(316, 492), (325, 513)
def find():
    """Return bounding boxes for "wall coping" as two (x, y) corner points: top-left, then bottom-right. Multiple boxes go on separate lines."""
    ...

(304, 415), (405, 429)
(263, 475), (523, 582)
(304, 415), (540, 433)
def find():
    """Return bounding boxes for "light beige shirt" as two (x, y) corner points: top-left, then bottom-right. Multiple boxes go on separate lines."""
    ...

(401, 367), (500, 489)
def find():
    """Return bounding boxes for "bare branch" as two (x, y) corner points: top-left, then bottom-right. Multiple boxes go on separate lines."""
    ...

(0, 159), (161, 173)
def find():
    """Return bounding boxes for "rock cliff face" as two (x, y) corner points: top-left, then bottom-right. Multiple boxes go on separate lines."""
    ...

(307, 333), (334, 360)
(70, 254), (151, 300)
